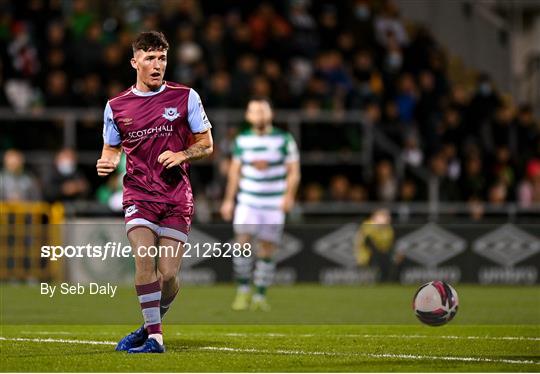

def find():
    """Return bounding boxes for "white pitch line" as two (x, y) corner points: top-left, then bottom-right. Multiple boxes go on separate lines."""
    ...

(1, 336), (538, 366)
(20, 331), (72, 335)
(0, 337), (116, 346)
(178, 332), (540, 342)
(199, 346), (540, 365)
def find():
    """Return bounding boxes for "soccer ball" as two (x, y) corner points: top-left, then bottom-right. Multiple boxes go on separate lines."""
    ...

(413, 281), (459, 326)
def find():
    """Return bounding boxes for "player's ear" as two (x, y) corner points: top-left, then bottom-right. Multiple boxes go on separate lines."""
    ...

(130, 57), (137, 70)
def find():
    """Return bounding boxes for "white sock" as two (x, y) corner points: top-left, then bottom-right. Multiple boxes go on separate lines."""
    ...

(149, 333), (163, 345)
(238, 285), (251, 294)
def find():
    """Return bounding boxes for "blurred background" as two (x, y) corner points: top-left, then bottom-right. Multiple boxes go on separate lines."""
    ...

(1, 0), (539, 285)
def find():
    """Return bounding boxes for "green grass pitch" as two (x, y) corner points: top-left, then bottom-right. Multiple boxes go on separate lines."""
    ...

(1, 284), (539, 372)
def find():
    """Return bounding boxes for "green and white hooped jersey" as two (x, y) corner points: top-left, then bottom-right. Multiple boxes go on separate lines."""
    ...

(233, 127), (299, 210)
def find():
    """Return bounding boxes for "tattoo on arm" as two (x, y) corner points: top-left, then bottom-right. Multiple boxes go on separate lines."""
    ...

(182, 143), (211, 161)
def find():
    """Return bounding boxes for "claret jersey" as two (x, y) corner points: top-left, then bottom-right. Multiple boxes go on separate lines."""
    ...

(102, 82), (211, 206)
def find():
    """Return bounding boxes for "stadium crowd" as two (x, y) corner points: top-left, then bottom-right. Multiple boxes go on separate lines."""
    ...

(1, 0), (539, 209)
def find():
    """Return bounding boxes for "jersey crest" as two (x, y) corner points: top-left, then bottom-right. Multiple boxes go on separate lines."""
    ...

(163, 107), (180, 121)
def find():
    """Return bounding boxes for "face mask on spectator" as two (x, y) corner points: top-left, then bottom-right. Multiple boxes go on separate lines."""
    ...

(57, 160), (75, 175)
(479, 82), (492, 96)
(355, 5), (370, 20)
(387, 53), (402, 69)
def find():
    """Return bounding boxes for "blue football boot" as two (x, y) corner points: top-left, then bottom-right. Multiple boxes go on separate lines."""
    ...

(115, 325), (147, 351)
(127, 337), (165, 354)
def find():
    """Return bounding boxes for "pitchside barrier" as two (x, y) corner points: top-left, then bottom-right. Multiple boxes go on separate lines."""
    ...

(60, 219), (540, 285)
(0, 201), (65, 282)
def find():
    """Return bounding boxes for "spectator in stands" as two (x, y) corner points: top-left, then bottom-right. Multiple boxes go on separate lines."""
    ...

(74, 73), (106, 106)
(374, 0), (408, 48)
(430, 152), (460, 201)
(401, 133), (424, 175)
(346, 0), (376, 49)
(395, 73), (418, 126)
(43, 148), (89, 202)
(248, 2), (291, 56)
(488, 181), (508, 206)
(206, 70), (232, 108)
(349, 185), (368, 202)
(467, 73), (501, 137)
(441, 143), (461, 182)
(72, 21), (103, 77)
(399, 179), (419, 202)
(0, 149), (41, 201)
(517, 159), (540, 207)
(44, 70), (71, 107)
(328, 174), (351, 202)
(513, 104), (539, 168)
(289, 0), (319, 58)
(371, 160), (398, 202)
(379, 100), (403, 146)
(415, 70), (439, 146)
(351, 49), (384, 108)
(318, 4), (340, 50)
(201, 16), (226, 72)
(460, 156), (487, 201)
(491, 146), (516, 188)
(314, 50), (353, 109)
(303, 182), (324, 203)
(484, 104), (515, 154)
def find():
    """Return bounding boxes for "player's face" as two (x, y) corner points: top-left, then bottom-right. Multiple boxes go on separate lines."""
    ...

(245, 101), (273, 130)
(131, 49), (168, 90)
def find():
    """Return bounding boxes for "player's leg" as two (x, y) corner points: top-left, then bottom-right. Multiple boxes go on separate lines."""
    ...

(251, 209), (284, 311)
(126, 226), (166, 353)
(155, 205), (192, 319)
(116, 222), (164, 352)
(231, 232), (254, 310)
(231, 204), (257, 310)
(251, 239), (277, 311)
(156, 236), (184, 319)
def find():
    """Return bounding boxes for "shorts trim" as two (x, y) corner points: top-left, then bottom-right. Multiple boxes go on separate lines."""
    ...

(126, 218), (160, 238)
(158, 227), (188, 243)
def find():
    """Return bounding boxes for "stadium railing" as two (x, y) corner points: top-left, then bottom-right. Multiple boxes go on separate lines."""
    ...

(0, 201), (65, 282)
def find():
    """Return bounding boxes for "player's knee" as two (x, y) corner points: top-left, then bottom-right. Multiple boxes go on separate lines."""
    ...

(135, 258), (156, 274)
(258, 241), (276, 257)
(236, 234), (251, 245)
(160, 268), (179, 283)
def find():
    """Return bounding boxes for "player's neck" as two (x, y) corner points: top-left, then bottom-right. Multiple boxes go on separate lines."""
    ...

(135, 80), (164, 93)
(254, 125), (272, 135)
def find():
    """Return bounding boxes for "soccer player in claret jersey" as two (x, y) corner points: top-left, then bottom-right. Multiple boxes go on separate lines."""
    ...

(96, 31), (213, 353)
(221, 98), (300, 311)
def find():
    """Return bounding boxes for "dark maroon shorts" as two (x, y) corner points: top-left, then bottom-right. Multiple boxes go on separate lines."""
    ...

(123, 200), (193, 242)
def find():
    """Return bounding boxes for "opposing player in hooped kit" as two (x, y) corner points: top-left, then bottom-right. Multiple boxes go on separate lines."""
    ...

(96, 31), (213, 353)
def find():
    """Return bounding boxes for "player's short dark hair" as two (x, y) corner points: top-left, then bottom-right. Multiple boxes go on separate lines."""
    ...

(132, 31), (169, 54)
(248, 96), (273, 109)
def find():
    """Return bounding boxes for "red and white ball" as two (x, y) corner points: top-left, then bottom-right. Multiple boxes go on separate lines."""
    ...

(413, 281), (459, 326)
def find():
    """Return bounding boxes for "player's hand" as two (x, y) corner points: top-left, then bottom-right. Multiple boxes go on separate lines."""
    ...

(96, 158), (117, 177)
(158, 150), (187, 169)
(220, 200), (235, 221)
(281, 195), (295, 213)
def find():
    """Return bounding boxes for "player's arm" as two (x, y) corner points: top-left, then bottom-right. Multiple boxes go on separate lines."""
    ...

(220, 157), (242, 221)
(158, 88), (213, 168)
(282, 160), (300, 212)
(282, 134), (301, 213)
(181, 130), (213, 162)
(355, 224), (370, 266)
(97, 144), (122, 176)
(97, 102), (122, 177)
